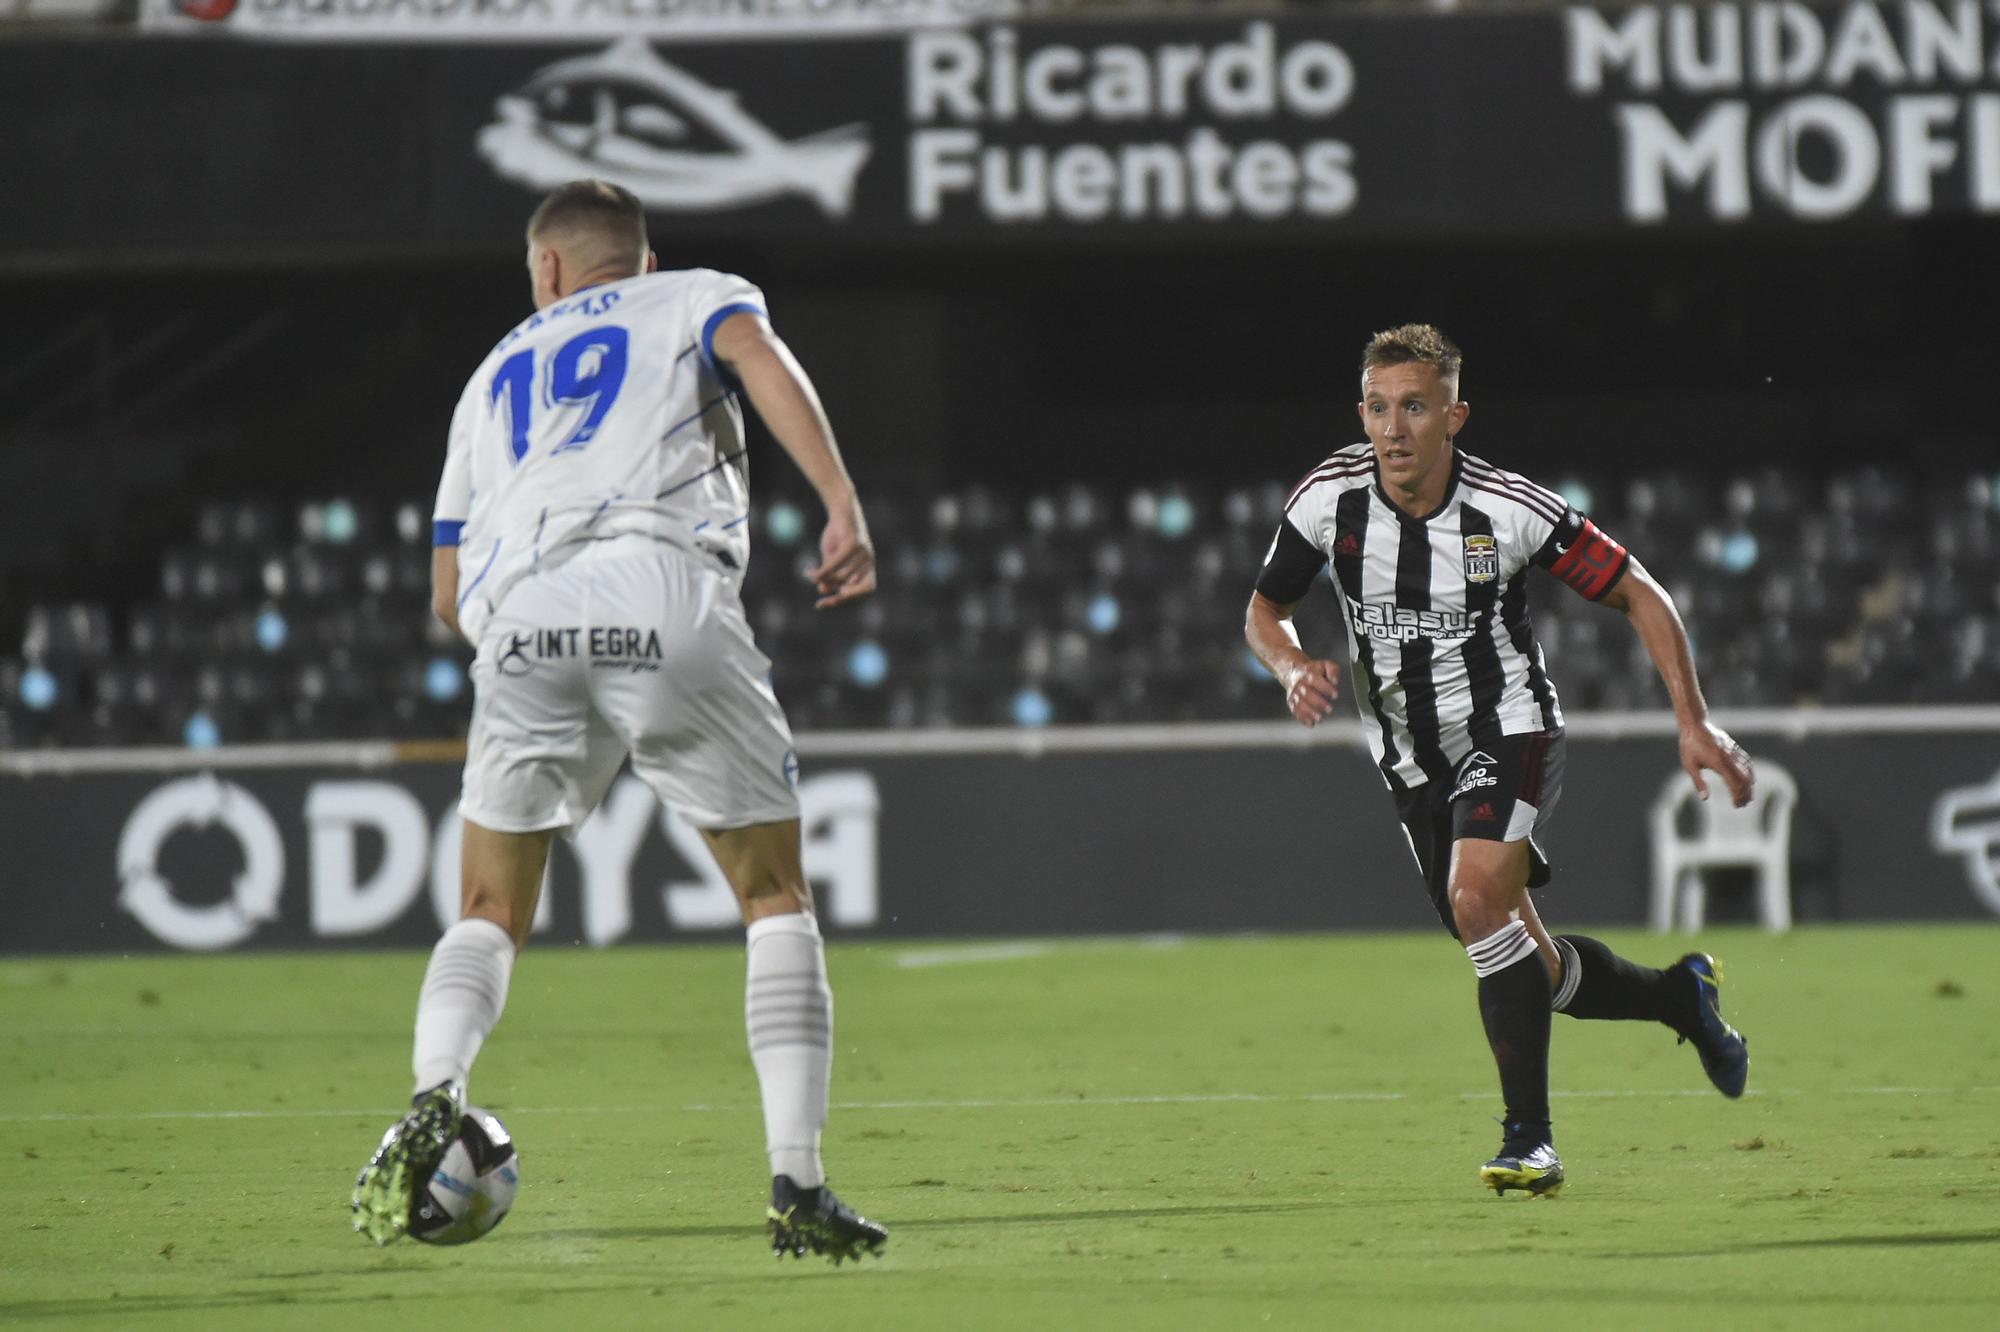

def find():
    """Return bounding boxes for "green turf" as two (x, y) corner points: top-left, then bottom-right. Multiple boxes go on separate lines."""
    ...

(3, 926), (1997, 1330)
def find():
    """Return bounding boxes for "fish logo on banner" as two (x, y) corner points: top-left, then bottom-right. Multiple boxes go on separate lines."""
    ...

(478, 38), (873, 218)
(1932, 771), (2000, 919)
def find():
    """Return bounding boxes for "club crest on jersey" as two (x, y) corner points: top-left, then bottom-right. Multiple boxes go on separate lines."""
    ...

(1462, 534), (1498, 584)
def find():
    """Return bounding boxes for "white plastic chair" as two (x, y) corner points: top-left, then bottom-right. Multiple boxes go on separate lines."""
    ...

(1648, 761), (1797, 932)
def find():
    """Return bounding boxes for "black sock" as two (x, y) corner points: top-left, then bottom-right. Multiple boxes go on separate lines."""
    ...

(1552, 934), (1693, 1032)
(1477, 951), (1553, 1143)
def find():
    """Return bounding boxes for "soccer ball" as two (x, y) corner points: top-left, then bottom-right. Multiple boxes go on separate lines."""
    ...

(409, 1106), (520, 1245)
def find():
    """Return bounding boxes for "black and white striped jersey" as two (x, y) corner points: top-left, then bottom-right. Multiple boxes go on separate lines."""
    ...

(1256, 443), (1630, 793)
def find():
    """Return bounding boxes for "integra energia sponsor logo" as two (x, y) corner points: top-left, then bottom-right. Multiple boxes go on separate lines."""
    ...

(908, 22), (1359, 224)
(494, 626), (666, 674)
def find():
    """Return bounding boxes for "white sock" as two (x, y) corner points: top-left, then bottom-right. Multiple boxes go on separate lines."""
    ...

(411, 918), (515, 1098)
(744, 911), (832, 1188)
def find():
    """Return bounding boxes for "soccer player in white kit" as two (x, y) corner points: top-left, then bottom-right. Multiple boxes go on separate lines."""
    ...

(352, 181), (885, 1263)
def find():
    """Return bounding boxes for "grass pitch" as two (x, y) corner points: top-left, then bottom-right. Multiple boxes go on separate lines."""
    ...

(3, 926), (1997, 1331)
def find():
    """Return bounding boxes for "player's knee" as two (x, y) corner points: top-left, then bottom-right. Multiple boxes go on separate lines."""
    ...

(737, 873), (813, 916)
(1447, 875), (1506, 932)
(460, 888), (531, 948)
(1447, 874), (1496, 909)
(713, 839), (811, 914)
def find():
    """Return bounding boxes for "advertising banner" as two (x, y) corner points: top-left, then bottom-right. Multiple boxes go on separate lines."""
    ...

(9, 2), (1999, 264)
(5, 727), (1999, 954)
(139, 0), (1035, 45)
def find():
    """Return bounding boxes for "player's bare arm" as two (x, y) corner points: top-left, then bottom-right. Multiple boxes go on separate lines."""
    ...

(1598, 557), (1755, 807)
(1244, 590), (1340, 726)
(429, 548), (464, 642)
(710, 311), (876, 610)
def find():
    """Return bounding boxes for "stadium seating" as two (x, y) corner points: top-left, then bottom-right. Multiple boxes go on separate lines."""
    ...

(3, 466), (1995, 748)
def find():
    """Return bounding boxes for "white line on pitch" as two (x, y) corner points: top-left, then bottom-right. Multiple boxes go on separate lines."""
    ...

(894, 935), (1190, 968)
(827, 1091), (1410, 1110)
(6, 1085), (1996, 1125)
(1457, 1089), (1749, 1100)
(0, 1091), (1405, 1124)
(0, 1093), (1398, 1123)
(2, 1107), (414, 1123)
(894, 943), (1055, 968)
(1449, 1085), (2000, 1102)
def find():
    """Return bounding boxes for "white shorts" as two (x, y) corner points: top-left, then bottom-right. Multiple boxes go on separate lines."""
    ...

(459, 536), (800, 835)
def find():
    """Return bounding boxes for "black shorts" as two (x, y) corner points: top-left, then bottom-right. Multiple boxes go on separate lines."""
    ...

(1389, 729), (1566, 940)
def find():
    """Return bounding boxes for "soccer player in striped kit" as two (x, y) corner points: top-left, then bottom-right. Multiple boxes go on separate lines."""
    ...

(352, 181), (884, 1261)
(1245, 324), (1754, 1197)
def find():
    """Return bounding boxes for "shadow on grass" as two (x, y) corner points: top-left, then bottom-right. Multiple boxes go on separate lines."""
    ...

(0, 1201), (1343, 1320)
(1603, 1228), (2000, 1259)
(518, 1198), (1337, 1244)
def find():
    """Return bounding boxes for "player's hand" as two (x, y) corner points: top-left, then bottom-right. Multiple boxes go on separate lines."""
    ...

(1280, 658), (1341, 727)
(1680, 720), (1755, 807)
(809, 496), (876, 609)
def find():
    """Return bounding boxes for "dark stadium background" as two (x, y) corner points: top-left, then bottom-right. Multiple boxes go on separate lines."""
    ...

(6, 212), (1992, 719)
(4, 6), (1992, 675)
(4, 0), (1998, 943)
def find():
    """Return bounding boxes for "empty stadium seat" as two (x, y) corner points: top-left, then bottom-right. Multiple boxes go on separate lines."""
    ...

(1649, 761), (1799, 933)
(1, 463), (1989, 748)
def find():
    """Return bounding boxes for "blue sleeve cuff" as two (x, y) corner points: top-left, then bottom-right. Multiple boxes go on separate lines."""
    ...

(433, 520), (464, 548)
(700, 302), (767, 367)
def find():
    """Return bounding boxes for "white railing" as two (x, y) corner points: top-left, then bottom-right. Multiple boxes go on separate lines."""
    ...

(3, 0), (130, 21)
(6, 704), (2000, 776)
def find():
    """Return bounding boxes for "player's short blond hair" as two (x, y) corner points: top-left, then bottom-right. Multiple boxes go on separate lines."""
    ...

(1361, 324), (1463, 396)
(527, 180), (649, 271)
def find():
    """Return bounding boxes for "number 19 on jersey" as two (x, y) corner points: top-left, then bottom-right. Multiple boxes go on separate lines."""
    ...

(488, 326), (631, 465)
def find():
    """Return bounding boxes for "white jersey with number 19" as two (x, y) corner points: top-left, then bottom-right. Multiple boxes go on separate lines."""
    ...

(432, 266), (766, 640)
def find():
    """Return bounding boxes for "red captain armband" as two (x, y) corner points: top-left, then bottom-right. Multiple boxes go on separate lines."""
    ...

(1547, 519), (1629, 601)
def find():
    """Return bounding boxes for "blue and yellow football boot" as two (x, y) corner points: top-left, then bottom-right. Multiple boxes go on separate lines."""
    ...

(1676, 952), (1750, 1098)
